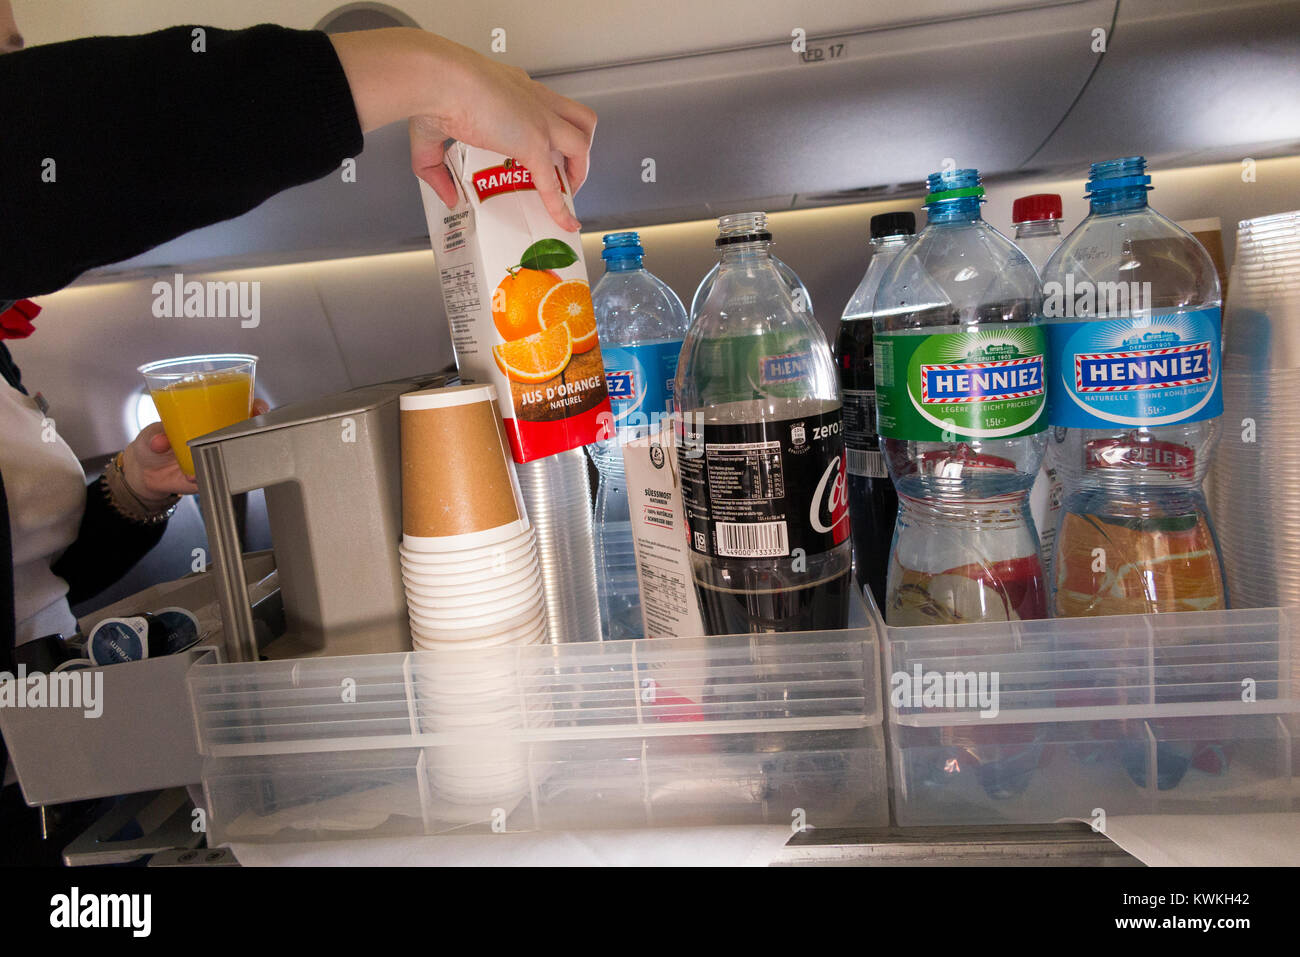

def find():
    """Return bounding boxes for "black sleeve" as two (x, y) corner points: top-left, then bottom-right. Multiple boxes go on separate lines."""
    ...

(0, 24), (364, 299)
(50, 481), (167, 607)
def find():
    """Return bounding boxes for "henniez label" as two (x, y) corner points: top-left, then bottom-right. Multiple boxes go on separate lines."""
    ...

(1045, 307), (1223, 428)
(873, 326), (1048, 441)
(678, 410), (849, 560)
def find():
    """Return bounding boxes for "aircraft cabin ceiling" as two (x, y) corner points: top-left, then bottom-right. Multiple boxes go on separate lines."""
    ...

(15, 0), (1300, 272)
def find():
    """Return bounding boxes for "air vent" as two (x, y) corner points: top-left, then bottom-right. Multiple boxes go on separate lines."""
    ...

(315, 3), (419, 33)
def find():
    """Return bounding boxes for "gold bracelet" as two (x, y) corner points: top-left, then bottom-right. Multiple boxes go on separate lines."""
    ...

(103, 453), (179, 525)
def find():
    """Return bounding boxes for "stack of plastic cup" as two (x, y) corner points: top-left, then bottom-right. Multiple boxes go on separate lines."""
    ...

(1210, 210), (1300, 608)
(515, 447), (603, 644)
(399, 384), (551, 806)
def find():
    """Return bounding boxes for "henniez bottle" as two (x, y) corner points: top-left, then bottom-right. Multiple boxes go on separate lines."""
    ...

(1012, 193), (1066, 592)
(872, 169), (1049, 626)
(675, 212), (851, 634)
(835, 211), (914, 611)
(589, 232), (689, 639)
(689, 220), (813, 325)
(1043, 157), (1227, 617)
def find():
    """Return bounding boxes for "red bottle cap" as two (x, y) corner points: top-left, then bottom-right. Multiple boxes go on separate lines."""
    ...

(1012, 193), (1063, 224)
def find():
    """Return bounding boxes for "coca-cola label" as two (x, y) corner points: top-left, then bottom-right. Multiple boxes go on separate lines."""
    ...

(841, 388), (886, 477)
(470, 159), (567, 202)
(678, 409), (849, 559)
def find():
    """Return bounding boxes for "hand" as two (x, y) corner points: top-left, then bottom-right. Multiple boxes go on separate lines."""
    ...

(330, 29), (596, 232)
(120, 399), (269, 502)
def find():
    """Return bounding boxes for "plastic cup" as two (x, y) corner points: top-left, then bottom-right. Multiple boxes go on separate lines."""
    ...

(138, 354), (258, 477)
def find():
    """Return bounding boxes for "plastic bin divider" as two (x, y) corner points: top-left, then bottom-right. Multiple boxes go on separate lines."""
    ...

(402, 653), (418, 737)
(1276, 715), (1294, 785)
(1143, 615), (1156, 709)
(1141, 720), (1159, 808)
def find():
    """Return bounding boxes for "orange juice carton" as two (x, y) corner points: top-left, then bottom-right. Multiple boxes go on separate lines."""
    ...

(418, 145), (611, 463)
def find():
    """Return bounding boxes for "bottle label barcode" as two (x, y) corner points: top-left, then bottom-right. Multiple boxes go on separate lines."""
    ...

(847, 448), (886, 478)
(714, 520), (789, 558)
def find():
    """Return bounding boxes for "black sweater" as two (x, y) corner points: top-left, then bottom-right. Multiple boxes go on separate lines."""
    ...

(0, 26), (364, 697)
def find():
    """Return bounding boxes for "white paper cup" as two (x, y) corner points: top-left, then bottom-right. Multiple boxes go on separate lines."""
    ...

(401, 552), (539, 587)
(406, 579), (544, 615)
(399, 528), (534, 565)
(408, 584), (543, 627)
(411, 620), (546, 651)
(403, 563), (540, 598)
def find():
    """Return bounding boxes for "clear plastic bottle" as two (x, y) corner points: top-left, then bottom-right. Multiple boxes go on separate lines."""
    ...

(1042, 156), (1226, 618)
(1012, 193), (1066, 592)
(675, 212), (851, 634)
(872, 169), (1049, 626)
(835, 211), (914, 611)
(1012, 193), (1064, 272)
(588, 232), (689, 640)
(690, 223), (812, 325)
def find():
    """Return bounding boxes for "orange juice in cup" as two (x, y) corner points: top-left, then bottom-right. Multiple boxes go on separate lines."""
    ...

(139, 354), (258, 477)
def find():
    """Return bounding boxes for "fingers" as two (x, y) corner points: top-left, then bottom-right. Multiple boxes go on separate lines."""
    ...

(525, 146), (581, 232)
(409, 117), (459, 208)
(540, 88), (596, 192)
(136, 423), (170, 454)
(252, 398), (270, 416)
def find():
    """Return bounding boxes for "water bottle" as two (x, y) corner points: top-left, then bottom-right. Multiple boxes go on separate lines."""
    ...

(835, 211), (914, 611)
(873, 170), (1049, 801)
(676, 212), (851, 634)
(1012, 193), (1066, 592)
(690, 223), (812, 325)
(1042, 157), (1226, 618)
(873, 169), (1048, 627)
(1011, 194), (1064, 272)
(589, 232), (689, 639)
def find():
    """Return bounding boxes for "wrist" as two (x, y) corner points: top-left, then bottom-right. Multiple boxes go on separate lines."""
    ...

(117, 450), (173, 510)
(331, 28), (453, 133)
(104, 453), (178, 525)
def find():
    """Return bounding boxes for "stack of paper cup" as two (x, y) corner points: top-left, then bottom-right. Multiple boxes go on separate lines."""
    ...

(1211, 210), (1300, 607)
(399, 384), (550, 805)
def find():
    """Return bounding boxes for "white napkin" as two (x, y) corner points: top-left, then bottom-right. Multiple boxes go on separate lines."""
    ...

(231, 826), (792, 867)
(1097, 813), (1300, 866)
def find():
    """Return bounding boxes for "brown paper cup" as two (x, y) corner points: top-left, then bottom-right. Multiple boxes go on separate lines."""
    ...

(400, 384), (529, 551)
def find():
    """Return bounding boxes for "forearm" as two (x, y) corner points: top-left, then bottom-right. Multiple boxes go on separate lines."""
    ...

(51, 481), (166, 607)
(0, 24), (363, 299)
(329, 27), (464, 133)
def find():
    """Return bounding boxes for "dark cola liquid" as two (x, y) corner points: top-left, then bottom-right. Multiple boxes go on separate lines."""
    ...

(834, 316), (899, 610)
(695, 569), (852, 635)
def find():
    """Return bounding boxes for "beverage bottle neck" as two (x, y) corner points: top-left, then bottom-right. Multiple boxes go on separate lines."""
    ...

(1089, 187), (1149, 215)
(925, 196), (984, 225)
(604, 256), (644, 273)
(1014, 220), (1061, 239)
(718, 239), (776, 265)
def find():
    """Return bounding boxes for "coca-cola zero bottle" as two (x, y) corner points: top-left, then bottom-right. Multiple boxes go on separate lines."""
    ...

(675, 212), (851, 634)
